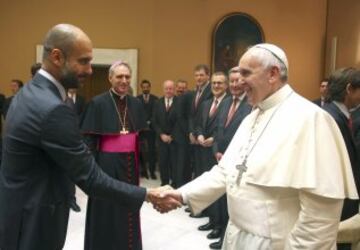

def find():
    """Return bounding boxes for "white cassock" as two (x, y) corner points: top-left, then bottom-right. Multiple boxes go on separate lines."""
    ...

(180, 84), (359, 250)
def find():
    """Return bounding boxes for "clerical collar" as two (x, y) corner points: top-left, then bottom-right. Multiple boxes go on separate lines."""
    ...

(257, 84), (292, 111)
(38, 69), (66, 101)
(110, 88), (126, 100)
(333, 101), (350, 119)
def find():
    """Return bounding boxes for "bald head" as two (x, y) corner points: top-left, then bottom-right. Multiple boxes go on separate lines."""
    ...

(43, 24), (91, 60)
(163, 80), (175, 98)
(41, 24), (93, 89)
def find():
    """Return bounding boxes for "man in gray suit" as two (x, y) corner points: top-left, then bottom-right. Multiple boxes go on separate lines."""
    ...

(0, 23), (178, 250)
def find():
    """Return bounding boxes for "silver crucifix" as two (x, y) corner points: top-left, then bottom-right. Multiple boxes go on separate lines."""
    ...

(235, 162), (248, 185)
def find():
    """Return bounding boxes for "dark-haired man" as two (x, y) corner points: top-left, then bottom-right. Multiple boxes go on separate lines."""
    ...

(137, 79), (158, 179)
(313, 78), (328, 107)
(323, 67), (360, 250)
(3, 79), (23, 118)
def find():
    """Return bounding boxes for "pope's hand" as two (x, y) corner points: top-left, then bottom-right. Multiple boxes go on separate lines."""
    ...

(146, 186), (182, 213)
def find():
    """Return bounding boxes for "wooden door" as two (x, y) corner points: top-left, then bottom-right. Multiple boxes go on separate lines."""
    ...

(78, 65), (109, 103)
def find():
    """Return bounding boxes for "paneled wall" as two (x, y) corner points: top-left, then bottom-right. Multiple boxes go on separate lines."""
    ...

(0, 0), (327, 99)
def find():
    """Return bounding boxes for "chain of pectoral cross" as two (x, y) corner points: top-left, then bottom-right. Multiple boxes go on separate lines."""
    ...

(109, 89), (129, 134)
(236, 91), (293, 185)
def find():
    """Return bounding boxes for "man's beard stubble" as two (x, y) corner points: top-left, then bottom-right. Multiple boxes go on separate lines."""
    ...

(59, 64), (84, 89)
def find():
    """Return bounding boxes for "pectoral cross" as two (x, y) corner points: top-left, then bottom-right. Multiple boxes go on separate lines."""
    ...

(235, 161), (248, 185)
(120, 127), (129, 134)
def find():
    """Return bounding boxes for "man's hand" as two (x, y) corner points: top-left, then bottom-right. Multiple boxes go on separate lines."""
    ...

(197, 135), (205, 145)
(160, 134), (171, 143)
(215, 152), (223, 162)
(202, 137), (214, 147)
(189, 133), (197, 144)
(146, 186), (182, 213)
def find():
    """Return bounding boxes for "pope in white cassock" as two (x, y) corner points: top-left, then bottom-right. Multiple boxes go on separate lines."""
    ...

(159, 43), (359, 250)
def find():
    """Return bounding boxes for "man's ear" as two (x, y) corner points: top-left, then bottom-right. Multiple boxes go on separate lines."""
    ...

(268, 66), (280, 83)
(346, 83), (352, 94)
(49, 48), (64, 67)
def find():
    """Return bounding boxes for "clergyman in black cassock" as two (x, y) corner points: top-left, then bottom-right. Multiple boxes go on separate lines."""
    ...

(81, 89), (147, 250)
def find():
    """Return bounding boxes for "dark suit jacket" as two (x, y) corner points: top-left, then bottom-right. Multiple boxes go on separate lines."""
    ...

(195, 96), (227, 138)
(189, 83), (213, 134)
(0, 93), (4, 133)
(213, 96), (252, 154)
(312, 98), (323, 107)
(74, 94), (86, 116)
(173, 91), (193, 145)
(323, 102), (360, 220)
(351, 108), (360, 145)
(151, 96), (177, 138)
(137, 94), (158, 128)
(0, 73), (146, 250)
(2, 96), (13, 119)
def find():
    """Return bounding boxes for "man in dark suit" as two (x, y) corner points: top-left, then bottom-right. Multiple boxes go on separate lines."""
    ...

(172, 79), (192, 187)
(2, 79), (23, 118)
(152, 80), (177, 186)
(175, 79), (188, 96)
(323, 67), (360, 250)
(209, 68), (252, 249)
(189, 64), (213, 178)
(137, 79), (158, 179)
(187, 64), (213, 219)
(0, 23), (176, 250)
(313, 78), (328, 107)
(195, 71), (229, 241)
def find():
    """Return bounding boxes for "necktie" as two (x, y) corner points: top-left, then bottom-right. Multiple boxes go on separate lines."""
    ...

(144, 94), (149, 103)
(166, 98), (170, 111)
(225, 98), (239, 127)
(209, 99), (218, 117)
(194, 88), (202, 108)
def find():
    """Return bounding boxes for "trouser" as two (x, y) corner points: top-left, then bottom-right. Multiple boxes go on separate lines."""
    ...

(158, 140), (177, 185)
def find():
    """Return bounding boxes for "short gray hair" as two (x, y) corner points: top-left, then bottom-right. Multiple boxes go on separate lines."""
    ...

(247, 43), (288, 82)
(108, 60), (132, 77)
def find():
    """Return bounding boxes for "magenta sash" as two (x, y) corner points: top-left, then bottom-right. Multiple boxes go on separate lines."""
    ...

(99, 133), (137, 153)
(99, 133), (140, 185)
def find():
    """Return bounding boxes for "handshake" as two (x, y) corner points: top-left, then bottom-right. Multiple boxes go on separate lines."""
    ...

(145, 185), (183, 213)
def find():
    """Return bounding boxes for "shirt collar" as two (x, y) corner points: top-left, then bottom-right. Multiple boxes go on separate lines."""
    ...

(38, 69), (67, 101)
(214, 93), (226, 103)
(233, 92), (246, 102)
(257, 84), (293, 111)
(165, 96), (173, 102)
(198, 82), (209, 93)
(333, 101), (350, 119)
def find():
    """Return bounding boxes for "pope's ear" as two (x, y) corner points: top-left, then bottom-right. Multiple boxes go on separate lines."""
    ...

(268, 66), (281, 83)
